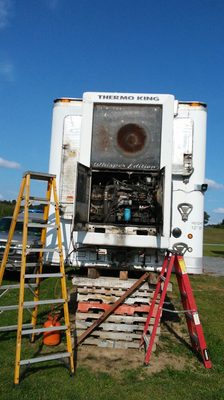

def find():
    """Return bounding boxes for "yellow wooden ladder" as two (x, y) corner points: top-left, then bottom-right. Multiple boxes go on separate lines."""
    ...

(0, 171), (74, 384)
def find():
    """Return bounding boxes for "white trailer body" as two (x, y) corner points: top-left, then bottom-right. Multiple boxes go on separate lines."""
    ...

(47, 92), (207, 274)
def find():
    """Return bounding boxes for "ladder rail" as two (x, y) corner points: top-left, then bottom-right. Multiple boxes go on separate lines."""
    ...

(0, 177), (26, 285)
(144, 254), (175, 365)
(14, 174), (31, 384)
(52, 178), (74, 373)
(174, 256), (197, 348)
(140, 255), (169, 347)
(174, 256), (211, 367)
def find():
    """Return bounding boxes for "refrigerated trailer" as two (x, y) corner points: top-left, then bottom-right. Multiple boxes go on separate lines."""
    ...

(47, 92), (207, 274)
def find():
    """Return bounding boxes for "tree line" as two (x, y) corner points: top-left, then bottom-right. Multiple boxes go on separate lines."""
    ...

(0, 200), (16, 218)
(0, 201), (44, 218)
(204, 211), (224, 228)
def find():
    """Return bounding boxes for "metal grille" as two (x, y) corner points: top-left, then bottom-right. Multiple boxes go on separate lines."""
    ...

(91, 103), (162, 170)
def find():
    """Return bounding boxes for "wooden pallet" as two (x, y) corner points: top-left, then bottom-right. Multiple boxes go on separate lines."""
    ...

(71, 275), (168, 349)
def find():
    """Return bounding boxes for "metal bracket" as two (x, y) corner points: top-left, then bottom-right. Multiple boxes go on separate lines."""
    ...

(172, 242), (189, 255)
(177, 203), (193, 222)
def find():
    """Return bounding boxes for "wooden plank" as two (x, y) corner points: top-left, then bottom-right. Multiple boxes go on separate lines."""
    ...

(77, 330), (159, 342)
(72, 276), (172, 292)
(88, 268), (100, 279)
(77, 336), (157, 350)
(77, 302), (158, 316)
(73, 277), (154, 290)
(77, 287), (152, 298)
(79, 330), (141, 340)
(76, 321), (161, 334)
(82, 337), (141, 349)
(77, 294), (152, 305)
(75, 312), (155, 324)
(119, 271), (128, 280)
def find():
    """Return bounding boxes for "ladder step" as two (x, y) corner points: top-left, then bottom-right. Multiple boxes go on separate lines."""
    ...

(23, 171), (56, 181)
(0, 299), (65, 311)
(24, 299), (65, 307)
(22, 325), (68, 335)
(28, 196), (56, 205)
(0, 283), (37, 290)
(28, 223), (58, 229)
(25, 263), (40, 267)
(25, 273), (63, 279)
(28, 248), (59, 253)
(0, 305), (20, 311)
(20, 352), (70, 366)
(0, 323), (33, 333)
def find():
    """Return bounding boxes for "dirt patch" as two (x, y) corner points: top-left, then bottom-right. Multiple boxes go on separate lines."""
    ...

(75, 345), (189, 376)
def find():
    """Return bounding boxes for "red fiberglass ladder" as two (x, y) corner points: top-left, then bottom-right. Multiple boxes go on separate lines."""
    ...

(140, 252), (212, 369)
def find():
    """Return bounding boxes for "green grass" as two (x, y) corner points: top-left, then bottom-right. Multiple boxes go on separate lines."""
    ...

(0, 274), (224, 399)
(203, 227), (224, 257)
(204, 228), (224, 244)
(203, 244), (224, 257)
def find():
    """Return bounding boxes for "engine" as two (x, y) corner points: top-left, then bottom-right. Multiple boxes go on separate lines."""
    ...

(89, 171), (162, 227)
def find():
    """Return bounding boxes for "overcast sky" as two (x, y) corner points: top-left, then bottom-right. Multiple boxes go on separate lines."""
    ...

(0, 0), (223, 223)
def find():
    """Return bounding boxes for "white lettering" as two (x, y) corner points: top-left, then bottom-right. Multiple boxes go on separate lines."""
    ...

(93, 161), (158, 170)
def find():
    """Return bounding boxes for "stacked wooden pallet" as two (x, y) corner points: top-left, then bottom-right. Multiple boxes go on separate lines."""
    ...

(71, 275), (164, 350)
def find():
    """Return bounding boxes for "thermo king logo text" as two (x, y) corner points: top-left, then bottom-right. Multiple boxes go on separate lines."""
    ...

(97, 95), (160, 101)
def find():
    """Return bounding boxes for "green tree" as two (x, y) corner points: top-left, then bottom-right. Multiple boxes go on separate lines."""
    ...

(0, 200), (16, 218)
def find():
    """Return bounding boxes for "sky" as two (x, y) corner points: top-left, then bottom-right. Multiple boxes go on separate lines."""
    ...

(0, 0), (223, 223)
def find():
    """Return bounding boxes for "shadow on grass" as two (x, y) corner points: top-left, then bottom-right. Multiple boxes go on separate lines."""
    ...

(211, 250), (224, 256)
(160, 295), (206, 364)
(19, 341), (76, 383)
(20, 359), (73, 383)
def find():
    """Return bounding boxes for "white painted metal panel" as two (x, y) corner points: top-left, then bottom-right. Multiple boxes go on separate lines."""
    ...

(172, 117), (193, 174)
(59, 115), (81, 218)
(171, 103), (207, 273)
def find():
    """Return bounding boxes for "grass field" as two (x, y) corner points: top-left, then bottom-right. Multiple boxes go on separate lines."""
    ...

(0, 273), (224, 400)
(203, 228), (224, 257)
